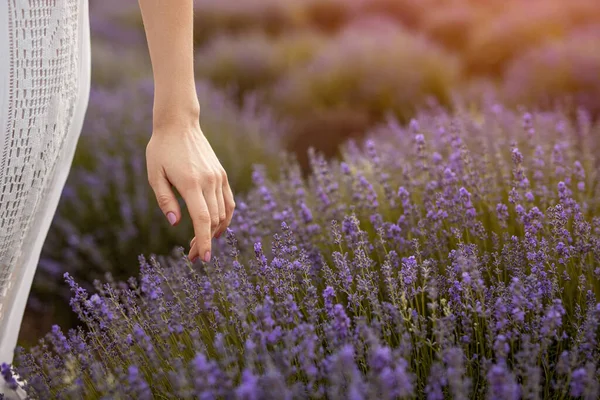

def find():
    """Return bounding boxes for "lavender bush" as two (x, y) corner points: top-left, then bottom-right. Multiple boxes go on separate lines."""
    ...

(353, 0), (430, 30)
(193, 20), (460, 169)
(195, 31), (326, 104)
(23, 79), (283, 344)
(503, 26), (600, 117)
(119, 0), (299, 47)
(272, 19), (460, 121)
(112, 0), (600, 69)
(88, 0), (145, 48)
(90, 41), (151, 89)
(464, 0), (600, 76)
(11, 105), (600, 398)
(271, 18), (459, 167)
(420, 4), (475, 51)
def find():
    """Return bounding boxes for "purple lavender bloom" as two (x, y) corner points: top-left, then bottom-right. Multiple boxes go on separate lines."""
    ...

(570, 367), (587, 398)
(486, 363), (520, 400)
(299, 202), (314, 224)
(323, 286), (336, 317)
(48, 325), (71, 355)
(331, 304), (350, 339)
(377, 357), (414, 398)
(567, 360), (599, 400)
(236, 369), (260, 400)
(540, 299), (566, 337)
(12, 105), (600, 399)
(1, 363), (18, 391)
(126, 365), (152, 400)
(425, 362), (446, 400)
(443, 347), (471, 399)
(409, 119), (420, 133)
(401, 256), (418, 288)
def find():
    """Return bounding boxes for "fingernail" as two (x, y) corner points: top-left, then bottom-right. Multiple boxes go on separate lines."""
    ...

(167, 212), (176, 226)
(191, 257), (198, 263)
(204, 251), (211, 263)
(215, 231), (221, 239)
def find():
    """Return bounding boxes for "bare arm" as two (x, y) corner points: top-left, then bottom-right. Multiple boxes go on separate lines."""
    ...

(138, 0), (235, 263)
(138, 0), (199, 124)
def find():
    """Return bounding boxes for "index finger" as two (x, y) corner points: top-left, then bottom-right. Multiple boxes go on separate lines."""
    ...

(181, 186), (212, 262)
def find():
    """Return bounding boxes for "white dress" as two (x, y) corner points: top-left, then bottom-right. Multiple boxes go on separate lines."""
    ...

(0, 0), (90, 396)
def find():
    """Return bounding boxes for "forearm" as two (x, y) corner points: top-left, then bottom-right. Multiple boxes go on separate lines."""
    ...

(138, 0), (199, 127)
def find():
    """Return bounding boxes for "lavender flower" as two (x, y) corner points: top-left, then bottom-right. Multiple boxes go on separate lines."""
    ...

(10, 106), (600, 399)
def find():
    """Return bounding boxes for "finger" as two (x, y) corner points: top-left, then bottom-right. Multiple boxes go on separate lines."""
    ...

(204, 187), (220, 238)
(214, 185), (226, 238)
(181, 187), (212, 262)
(190, 236), (197, 254)
(189, 242), (198, 262)
(221, 180), (236, 236)
(149, 173), (181, 226)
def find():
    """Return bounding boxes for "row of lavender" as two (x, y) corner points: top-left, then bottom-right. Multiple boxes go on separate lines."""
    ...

(18, 0), (599, 342)
(9, 105), (600, 398)
(18, 80), (284, 344)
(95, 0), (600, 168)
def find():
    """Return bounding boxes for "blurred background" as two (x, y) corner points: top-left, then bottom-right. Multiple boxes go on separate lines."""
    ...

(18, 0), (600, 346)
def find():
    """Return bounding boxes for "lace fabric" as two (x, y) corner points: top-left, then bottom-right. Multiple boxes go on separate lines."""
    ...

(0, 0), (90, 371)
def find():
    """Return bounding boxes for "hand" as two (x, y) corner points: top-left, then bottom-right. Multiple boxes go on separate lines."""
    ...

(146, 118), (235, 263)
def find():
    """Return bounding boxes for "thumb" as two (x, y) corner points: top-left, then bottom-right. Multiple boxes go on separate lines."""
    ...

(150, 174), (181, 226)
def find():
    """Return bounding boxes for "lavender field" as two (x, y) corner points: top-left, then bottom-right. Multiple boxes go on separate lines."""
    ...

(7, 0), (600, 398)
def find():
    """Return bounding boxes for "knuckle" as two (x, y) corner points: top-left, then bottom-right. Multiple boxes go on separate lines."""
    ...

(184, 173), (203, 188)
(203, 172), (218, 186)
(196, 211), (211, 224)
(219, 212), (227, 223)
(178, 175), (194, 190)
(227, 201), (236, 213)
(220, 169), (228, 182)
(156, 194), (172, 209)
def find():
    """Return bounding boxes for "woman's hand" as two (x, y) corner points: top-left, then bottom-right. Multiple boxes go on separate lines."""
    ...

(146, 118), (235, 263)
(138, 0), (234, 262)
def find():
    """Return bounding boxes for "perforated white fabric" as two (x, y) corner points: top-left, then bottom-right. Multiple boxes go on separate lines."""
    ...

(0, 0), (90, 380)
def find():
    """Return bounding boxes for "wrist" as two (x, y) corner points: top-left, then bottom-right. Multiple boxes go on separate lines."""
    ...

(152, 98), (201, 131)
(151, 78), (200, 126)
